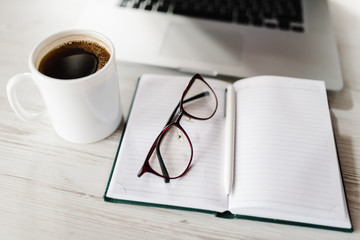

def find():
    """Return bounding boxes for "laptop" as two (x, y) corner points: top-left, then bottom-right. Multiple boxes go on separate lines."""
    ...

(77, 0), (343, 91)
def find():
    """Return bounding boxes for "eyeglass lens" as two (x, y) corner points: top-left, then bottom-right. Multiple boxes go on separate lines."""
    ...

(182, 77), (218, 120)
(148, 125), (192, 178)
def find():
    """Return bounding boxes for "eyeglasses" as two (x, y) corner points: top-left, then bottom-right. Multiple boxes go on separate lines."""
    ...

(137, 74), (218, 183)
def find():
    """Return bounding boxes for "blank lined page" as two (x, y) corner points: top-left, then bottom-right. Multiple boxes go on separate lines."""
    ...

(229, 76), (351, 229)
(106, 74), (229, 213)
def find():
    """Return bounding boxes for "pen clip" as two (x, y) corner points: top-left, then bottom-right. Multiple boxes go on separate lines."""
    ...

(224, 88), (228, 118)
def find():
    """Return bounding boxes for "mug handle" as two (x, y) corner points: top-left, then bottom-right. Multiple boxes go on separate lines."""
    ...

(7, 73), (47, 122)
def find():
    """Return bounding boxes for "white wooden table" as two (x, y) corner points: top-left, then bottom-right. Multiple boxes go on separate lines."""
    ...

(1, 0), (359, 239)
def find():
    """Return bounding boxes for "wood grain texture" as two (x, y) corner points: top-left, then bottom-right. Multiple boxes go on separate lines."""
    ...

(0, 0), (359, 239)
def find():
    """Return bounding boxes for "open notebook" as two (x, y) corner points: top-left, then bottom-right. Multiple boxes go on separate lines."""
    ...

(105, 74), (352, 231)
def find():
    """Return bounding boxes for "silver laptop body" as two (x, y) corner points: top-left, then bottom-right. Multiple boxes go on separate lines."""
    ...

(77, 0), (343, 90)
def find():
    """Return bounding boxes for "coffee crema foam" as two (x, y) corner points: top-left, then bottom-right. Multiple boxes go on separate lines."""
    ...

(38, 40), (111, 79)
(52, 40), (110, 71)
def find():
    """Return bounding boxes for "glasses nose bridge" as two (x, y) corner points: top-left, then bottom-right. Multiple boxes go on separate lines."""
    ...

(172, 110), (185, 125)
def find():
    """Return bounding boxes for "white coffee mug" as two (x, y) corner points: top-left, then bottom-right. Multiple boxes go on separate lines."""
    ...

(7, 29), (122, 143)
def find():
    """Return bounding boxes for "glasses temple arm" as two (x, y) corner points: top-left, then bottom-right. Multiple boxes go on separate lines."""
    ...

(156, 135), (170, 183)
(137, 131), (170, 183)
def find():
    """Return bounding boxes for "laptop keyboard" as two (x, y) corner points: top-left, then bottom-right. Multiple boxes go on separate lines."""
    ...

(119, 0), (304, 33)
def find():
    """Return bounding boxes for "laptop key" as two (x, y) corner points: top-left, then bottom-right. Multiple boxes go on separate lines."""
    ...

(157, 3), (169, 12)
(144, 4), (152, 11)
(292, 26), (304, 32)
(238, 15), (250, 25)
(253, 17), (263, 26)
(265, 22), (277, 29)
(132, 3), (140, 9)
(120, 1), (128, 7)
(278, 21), (290, 30)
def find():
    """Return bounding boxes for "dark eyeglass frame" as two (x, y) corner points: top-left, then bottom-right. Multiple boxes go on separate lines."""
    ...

(137, 73), (218, 183)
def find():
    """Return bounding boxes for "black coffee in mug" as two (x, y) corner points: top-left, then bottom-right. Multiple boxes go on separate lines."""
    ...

(38, 40), (110, 79)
